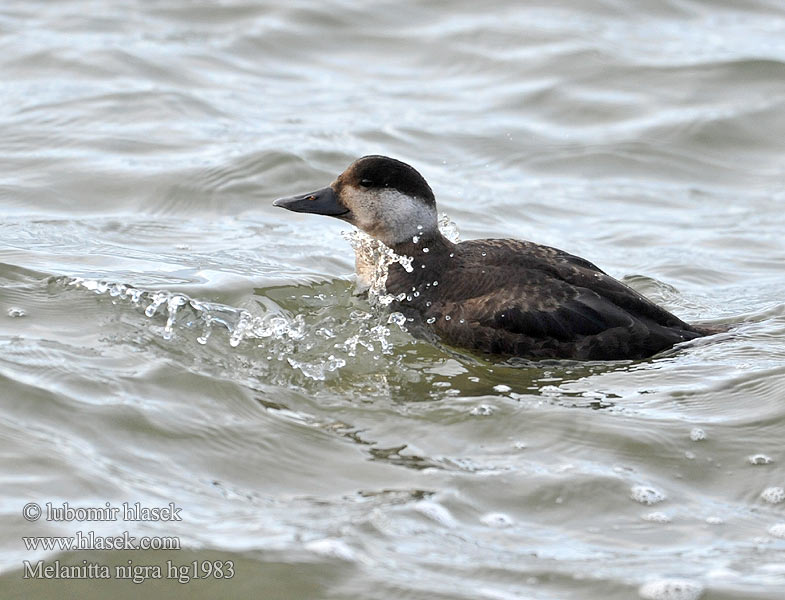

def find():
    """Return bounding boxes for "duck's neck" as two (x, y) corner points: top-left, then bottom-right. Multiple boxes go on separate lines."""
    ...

(387, 229), (454, 260)
(383, 230), (454, 299)
(353, 229), (453, 294)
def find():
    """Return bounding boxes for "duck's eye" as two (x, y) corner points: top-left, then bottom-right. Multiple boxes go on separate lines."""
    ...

(359, 179), (373, 188)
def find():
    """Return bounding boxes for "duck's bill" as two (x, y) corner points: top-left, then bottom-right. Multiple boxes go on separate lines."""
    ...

(273, 187), (349, 216)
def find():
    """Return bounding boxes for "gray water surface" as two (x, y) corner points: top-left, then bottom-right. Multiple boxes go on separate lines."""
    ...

(2, 1), (785, 599)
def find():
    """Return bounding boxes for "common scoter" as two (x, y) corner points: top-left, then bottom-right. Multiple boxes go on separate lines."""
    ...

(274, 155), (721, 360)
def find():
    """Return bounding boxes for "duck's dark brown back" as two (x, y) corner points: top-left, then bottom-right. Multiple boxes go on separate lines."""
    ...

(386, 236), (709, 361)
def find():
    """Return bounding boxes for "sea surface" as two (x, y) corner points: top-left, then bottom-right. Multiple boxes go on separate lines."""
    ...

(1, 1), (785, 598)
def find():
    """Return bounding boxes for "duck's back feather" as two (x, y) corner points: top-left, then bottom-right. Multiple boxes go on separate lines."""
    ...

(387, 238), (709, 360)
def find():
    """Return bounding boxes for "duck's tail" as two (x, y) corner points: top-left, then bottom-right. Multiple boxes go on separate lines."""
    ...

(692, 322), (733, 336)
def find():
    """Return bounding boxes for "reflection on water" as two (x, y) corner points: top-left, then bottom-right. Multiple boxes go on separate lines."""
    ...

(2, 0), (785, 599)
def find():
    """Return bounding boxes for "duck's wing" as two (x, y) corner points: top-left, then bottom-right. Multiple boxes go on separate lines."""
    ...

(548, 249), (696, 329)
(424, 241), (703, 359)
(466, 239), (695, 329)
(545, 245), (728, 336)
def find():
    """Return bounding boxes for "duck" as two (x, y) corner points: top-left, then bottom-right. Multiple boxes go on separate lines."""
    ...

(273, 155), (722, 361)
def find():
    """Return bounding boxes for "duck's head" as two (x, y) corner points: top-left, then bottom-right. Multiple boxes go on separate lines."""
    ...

(274, 155), (438, 247)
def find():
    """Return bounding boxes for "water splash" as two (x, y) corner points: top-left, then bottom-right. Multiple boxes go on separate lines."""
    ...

(64, 217), (462, 379)
(287, 355), (346, 381)
(438, 212), (461, 243)
(342, 229), (412, 306)
(66, 277), (409, 381)
(342, 212), (461, 305)
(69, 278), (308, 348)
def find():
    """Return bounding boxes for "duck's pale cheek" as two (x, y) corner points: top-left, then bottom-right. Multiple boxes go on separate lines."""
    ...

(352, 215), (384, 239)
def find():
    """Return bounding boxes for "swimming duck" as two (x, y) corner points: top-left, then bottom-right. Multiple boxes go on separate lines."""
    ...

(274, 155), (719, 360)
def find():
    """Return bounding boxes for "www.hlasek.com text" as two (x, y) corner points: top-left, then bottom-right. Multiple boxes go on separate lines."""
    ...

(23, 531), (180, 552)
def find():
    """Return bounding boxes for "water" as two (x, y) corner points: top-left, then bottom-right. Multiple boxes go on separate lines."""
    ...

(2, 1), (785, 598)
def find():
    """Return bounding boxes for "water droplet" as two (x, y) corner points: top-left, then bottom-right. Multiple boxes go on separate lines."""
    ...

(163, 295), (187, 340)
(437, 213), (461, 243)
(449, 253), (454, 257)
(493, 384), (511, 393)
(426, 317), (436, 324)
(444, 315), (451, 320)
(422, 247), (429, 253)
(417, 224), (423, 230)
(412, 235), (420, 243)
(387, 312), (407, 330)
(481, 252), (486, 256)
(144, 292), (168, 317)
(108, 283), (126, 297)
(433, 281), (438, 286)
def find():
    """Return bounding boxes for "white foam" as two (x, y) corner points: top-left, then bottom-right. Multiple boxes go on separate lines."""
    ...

(748, 454), (773, 465)
(639, 579), (704, 600)
(304, 538), (357, 561)
(643, 512), (671, 523)
(415, 501), (457, 528)
(631, 486), (666, 505)
(761, 487), (785, 504)
(689, 428), (706, 441)
(480, 512), (514, 528)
